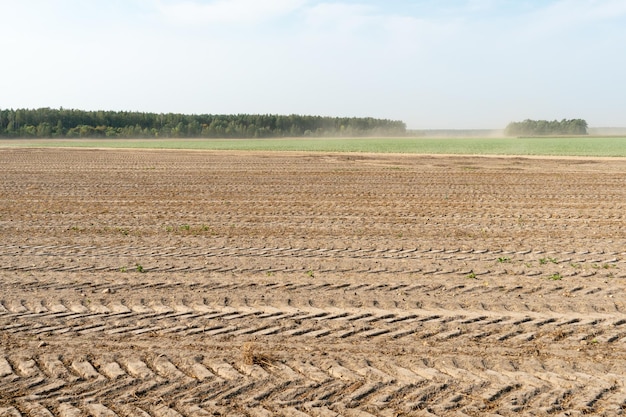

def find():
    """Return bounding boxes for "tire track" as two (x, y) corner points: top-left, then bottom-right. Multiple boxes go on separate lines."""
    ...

(2, 243), (623, 263)
(2, 299), (626, 347)
(3, 271), (625, 317)
(2, 244), (623, 283)
(2, 349), (624, 416)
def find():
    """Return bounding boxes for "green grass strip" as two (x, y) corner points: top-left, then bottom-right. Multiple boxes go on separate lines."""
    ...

(1, 137), (626, 157)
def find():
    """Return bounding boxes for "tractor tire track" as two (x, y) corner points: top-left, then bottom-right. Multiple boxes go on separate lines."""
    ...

(2, 347), (625, 416)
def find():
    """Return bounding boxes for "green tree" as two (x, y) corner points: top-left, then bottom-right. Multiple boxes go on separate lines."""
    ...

(505, 119), (588, 136)
(36, 122), (52, 137)
(0, 107), (407, 139)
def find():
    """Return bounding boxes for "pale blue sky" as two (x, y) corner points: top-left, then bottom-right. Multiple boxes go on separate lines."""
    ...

(1, 0), (625, 128)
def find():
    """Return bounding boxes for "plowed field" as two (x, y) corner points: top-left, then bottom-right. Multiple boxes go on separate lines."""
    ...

(1, 148), (626, 416)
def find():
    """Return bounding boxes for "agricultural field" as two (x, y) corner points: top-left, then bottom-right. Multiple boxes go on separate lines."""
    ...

(1, 147), (626, 416)
(2, 136), (626, 156)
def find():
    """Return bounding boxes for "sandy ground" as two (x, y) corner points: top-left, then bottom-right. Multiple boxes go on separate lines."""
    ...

(1, 148), (625, 416)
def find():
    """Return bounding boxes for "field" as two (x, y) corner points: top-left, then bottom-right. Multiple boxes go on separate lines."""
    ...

(1, 147), (626, 416)
(1, 136), (626, 156)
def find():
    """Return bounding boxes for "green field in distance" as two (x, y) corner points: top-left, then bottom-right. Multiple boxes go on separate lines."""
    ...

(1, 137), (626, 157)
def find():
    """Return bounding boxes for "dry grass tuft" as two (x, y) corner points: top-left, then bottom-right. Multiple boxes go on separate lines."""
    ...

(242, 342), (274, 367)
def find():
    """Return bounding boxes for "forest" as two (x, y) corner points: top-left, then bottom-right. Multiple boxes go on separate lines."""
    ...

(505, 119), (588, 136)
(0, 108), (406, 138)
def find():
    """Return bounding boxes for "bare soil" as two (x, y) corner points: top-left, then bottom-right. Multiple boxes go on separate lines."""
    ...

(1, 148), (626, 416)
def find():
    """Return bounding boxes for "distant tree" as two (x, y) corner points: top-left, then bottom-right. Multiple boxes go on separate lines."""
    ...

(36, 122), (52, 137)
(505, 119), (587, 136)
(0, 108), (407, 139)
(53, 120), (64, 137)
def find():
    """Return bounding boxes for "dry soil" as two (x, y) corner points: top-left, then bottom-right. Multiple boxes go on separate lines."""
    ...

(1, 148), (626, 416)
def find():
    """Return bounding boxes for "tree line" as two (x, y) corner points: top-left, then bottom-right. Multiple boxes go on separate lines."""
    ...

(0, 108), (406, 138)
(505, 119), (588, 136)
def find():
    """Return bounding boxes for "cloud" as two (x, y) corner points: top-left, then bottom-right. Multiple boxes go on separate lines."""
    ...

(523, 0), (626, 36)
(156, 0), (307, 24)
(301, 2), (457, 48)
(303, 2), (375, 27)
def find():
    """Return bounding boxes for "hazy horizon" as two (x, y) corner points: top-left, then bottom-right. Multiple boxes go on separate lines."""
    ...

(2, 1), (625, 130)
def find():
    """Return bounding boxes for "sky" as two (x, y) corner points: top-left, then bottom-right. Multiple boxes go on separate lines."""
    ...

(1, 0), (625, 129)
